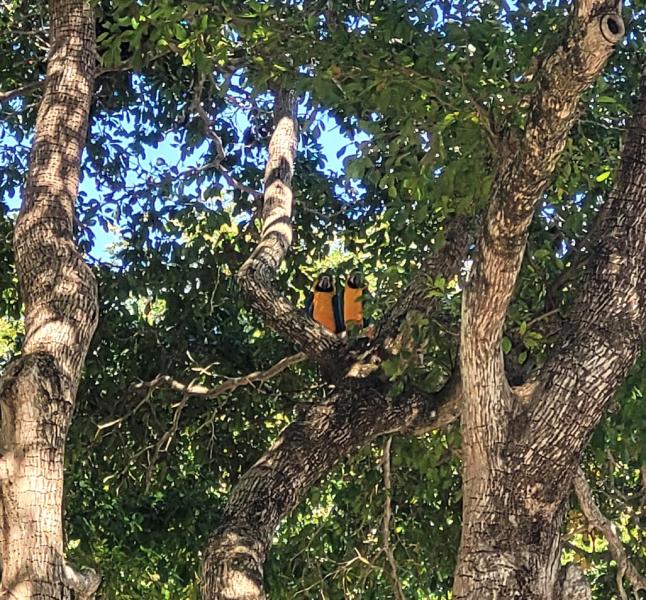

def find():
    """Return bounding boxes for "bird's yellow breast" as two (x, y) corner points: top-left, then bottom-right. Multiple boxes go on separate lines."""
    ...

(344, 286), (364, 326)
(312, 290), (338, 332)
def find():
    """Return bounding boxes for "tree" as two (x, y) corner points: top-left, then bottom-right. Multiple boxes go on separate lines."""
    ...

(201, 2), (644, 599)
(0, 0), (101, 598)
(0, 0), (644, 598)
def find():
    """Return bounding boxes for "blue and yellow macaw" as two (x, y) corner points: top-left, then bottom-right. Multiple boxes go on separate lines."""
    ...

(341, 270), (374, 338)
(305, 272), (344, 333)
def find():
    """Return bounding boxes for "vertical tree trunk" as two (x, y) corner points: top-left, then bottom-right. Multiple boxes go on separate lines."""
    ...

(454, 72), (645, 600)
(452, 461), (566, 599)
(0, 1), (98, 598)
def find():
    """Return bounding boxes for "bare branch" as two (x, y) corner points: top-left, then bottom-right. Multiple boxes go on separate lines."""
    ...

(138, 352), (306, 399)
(381, 437), (408, 600)
(191, 74), (266, 201)
(192, 75), (226, 162)
(573, 468), (646, 598)
(97, 352), (307, 431)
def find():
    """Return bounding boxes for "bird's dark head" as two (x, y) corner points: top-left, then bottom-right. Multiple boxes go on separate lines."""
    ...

(347, 270), (364, 289)
(315, 272), (335, 292)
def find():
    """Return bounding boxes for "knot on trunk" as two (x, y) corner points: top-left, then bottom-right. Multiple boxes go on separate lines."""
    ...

(599, 13), (625, 44)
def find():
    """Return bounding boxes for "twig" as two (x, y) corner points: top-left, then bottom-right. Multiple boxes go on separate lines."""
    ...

(97, 352), (307, 433)
(573, 467), (646, 599)
(145, 386), (192, 489)
(524, 308), (562, 330)
(381, 437), (407, 600)
(192, 74), (263, 200)
(0, 80), (43, 104)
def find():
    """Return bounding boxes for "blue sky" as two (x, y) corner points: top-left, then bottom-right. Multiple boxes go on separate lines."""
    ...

(3, 82), (369, 260)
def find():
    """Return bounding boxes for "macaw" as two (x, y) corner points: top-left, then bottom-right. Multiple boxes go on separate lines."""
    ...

(305, 272), (344, 333)
(342, 270), (374, 338)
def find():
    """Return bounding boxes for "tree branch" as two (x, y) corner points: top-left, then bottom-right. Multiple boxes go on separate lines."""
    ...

(381, 437), (407, 600)
(191, 77), (264, 201)
(61, 564), (101, 600)
(377, 215), (470, 351)
(200, 376), (461, 600)
(236, 89), (346, 364)
(462, 0), (623, 369)
(97, 352), (307, 431)
(573, 468), (646, 599)
(525, 76), (646, 471)
(142, 352), (306, 399)
(0, 80), (44, 104)
(0, 51), (172, 106)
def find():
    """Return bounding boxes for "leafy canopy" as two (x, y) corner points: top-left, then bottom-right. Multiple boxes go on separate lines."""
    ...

(0, 0), (644, 597)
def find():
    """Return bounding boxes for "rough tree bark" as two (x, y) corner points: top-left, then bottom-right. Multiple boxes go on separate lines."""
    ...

(0, 1), (101, 598)
(455, 5), (640, 598)
(200, 3), (644, 599)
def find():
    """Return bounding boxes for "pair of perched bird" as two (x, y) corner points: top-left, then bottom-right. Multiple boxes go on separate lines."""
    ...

(305, 270), (371, 335)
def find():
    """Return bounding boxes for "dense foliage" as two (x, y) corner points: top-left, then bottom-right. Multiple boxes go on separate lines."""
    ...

(1, 0), (644, 597)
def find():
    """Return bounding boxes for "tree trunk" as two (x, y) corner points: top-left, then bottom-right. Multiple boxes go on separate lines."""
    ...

(0, 1), (99, 598)
(453, 462), (566, 599)
(454, 72), (646, 600)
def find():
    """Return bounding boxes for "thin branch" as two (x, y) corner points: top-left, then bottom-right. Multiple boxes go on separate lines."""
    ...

(381, 437), (407, 600)
(0, 51), (173, 106)
(378, 215), (470, 351)
(96, 352), (307, 431)
(192, 75), (226, 162)
(523, 308), (562, 330)
(191, 75), (263, 200)
(0, 80), (43, 104)
(573, 468), (646, 599)
(138, 352), (307, 399)
(145, 387), (192, 490)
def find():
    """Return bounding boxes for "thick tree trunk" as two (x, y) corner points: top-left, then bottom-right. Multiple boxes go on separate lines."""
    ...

(0, 1), (99, 598)
(453, 463), (566, 599)
(454, 3), (629, 598)
(454, 71), (645, 600)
